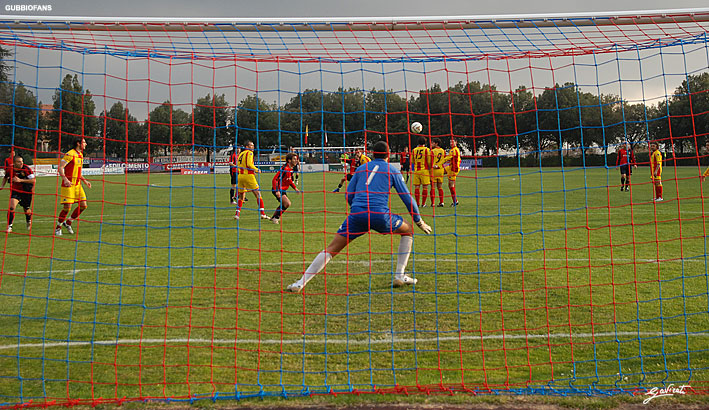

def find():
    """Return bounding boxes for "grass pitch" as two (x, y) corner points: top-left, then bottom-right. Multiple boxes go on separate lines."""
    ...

(0, 165), (708, 405)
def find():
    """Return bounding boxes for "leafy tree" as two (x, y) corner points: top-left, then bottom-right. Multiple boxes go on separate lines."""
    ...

(282, 89), (325, 147)
(0, 45), (10, 84)
(614, 102), (653, 146)
(509, 86), (539, 156)
(591, 95), (623, 155)
(534, 82), (587, 160)
(0, 83), (42, 152)
(280, 87), (410, 151)
(364, 89), (406, 150)
(48, 74), (98, 152)
(221, 71), (709, 163)
(663, 72), (709, 153)
(146, 102), (190, 156)
(458, 81), (512, 156)
(192, 93), (231, 150)
(323, 88), (367, 147)
(415, 84), (450, 141)
(99, 102), (146, 158)
(236, 94), (278, 149)
(0, 47), (43, 154)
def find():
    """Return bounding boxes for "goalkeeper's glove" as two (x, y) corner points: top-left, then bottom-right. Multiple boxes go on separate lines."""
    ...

(416, 219), (432, 234)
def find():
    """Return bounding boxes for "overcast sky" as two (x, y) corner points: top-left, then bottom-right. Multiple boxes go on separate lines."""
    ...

(0, 0), (708, 19)
(1, 0), (708, 125)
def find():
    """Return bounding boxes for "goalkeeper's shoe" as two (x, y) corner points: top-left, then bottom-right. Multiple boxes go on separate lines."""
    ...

(393, 275), (417, 287)
(271, 217), (280, 225)
(332, 187), (340, 193)
(286, 282), (303, 293)
(5, 225), (12, 233)
(62, 222), (74, 234)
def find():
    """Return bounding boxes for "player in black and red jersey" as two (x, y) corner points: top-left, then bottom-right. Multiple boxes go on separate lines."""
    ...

(270, 153), (300, 225)
(333, 150), (370, 193)
(616, 142), (637, 192)
(228, 146), (239, 204)
(4, 155), (35, 233)
(400, 147), (411, 183)
(0, 146), (15, 191)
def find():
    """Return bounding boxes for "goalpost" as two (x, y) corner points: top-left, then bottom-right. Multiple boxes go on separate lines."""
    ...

(1, 9), (709, 407)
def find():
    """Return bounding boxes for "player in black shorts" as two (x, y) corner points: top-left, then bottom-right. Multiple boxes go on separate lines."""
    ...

(4, 155), (35, 233)
(616, 142), (637, 191)
(292, 162), (299, 185)
(400, 147), (411, 183)
(228, 147), (239, 204)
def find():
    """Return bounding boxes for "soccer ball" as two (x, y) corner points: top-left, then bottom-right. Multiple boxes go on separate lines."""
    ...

(411, 121), (423, 134)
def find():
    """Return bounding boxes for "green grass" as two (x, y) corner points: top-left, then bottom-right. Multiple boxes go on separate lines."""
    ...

(0, 165), (708, 406)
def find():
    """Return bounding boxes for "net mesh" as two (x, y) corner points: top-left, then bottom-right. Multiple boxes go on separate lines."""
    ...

(0, 11), (708, 407)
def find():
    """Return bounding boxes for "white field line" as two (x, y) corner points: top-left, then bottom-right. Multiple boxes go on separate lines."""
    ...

(100, 210), (707, 223)
(3, 256), (703, 276)
(0, 331), (707, 351)
(51, 199), (709, 223)
(95, 205), (708, 222)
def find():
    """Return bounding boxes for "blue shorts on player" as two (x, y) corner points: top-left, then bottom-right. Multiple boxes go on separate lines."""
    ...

(336, 207), (404, 240)
(333, 158), (421, 240)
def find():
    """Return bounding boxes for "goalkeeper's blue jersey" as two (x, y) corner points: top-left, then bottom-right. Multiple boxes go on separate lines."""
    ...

(346, 158), (421, 223)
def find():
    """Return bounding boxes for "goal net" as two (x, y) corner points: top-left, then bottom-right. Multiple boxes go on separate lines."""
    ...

(0, 10), (708, 407)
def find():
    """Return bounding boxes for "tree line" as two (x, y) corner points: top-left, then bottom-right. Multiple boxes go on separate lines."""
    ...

(1, 46), (708, 158)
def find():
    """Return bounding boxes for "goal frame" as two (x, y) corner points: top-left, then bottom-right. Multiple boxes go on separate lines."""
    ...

(2, 8), (709, 32)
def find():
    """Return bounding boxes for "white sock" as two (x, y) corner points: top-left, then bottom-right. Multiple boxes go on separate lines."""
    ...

(298, 250), (332, 286)
(396, 235), (413, 276)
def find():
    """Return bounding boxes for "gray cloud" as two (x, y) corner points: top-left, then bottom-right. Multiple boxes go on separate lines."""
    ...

(1, 0), (709, 18)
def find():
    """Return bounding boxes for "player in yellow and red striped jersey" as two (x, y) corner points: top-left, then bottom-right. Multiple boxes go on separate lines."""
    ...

(411, 136), (432, 207)
(701, 140), (709, 182)
(234, 140), (269, 220)
(55, 137), (92, 236)
(358, 150), (371, 168)
(443, 138), (461, 206)
(430, 138), (446, 207)
(650, 141), (663, 201)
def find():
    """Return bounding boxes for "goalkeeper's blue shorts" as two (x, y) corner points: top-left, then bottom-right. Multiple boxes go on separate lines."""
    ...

(336, 207), (404, 240)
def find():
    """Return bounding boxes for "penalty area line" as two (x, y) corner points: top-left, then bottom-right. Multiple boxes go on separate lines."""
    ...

(1, 331), (708, 351)
(0, 255), (699, 276)
(2, 256), (700, 276)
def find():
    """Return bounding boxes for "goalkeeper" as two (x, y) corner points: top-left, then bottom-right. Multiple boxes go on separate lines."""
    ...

(287, 141), (432, 293)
